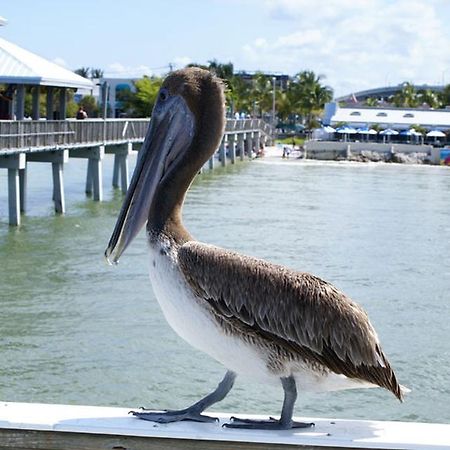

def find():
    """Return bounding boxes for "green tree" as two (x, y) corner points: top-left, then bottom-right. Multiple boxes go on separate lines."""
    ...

(249, 72), (272, 116)
(276, 91), (293, 121)
(75, 67), (90, 78)
(118, 76), (163, 117)
(90, 68), (104, 79)
(392, 82), (418, 107)
(439, 84), (450, 107)
(365, 97), (378, 107)
(227, 75), (252, 114)
(79, 95), (99, 117)
(289, 71), (333, 128)
(418, 89), (439, 108)
(207, 60), (234, 81)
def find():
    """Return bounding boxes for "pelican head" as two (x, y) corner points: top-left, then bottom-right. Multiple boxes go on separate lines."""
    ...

(105, 68), (226, 264)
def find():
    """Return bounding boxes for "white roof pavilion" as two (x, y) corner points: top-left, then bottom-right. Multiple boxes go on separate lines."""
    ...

(0, 37), (92, 89)
(0, 36), (93, 119)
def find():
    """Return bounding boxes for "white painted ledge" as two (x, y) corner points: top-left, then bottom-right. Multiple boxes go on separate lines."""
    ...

(0, 402), (449, 449)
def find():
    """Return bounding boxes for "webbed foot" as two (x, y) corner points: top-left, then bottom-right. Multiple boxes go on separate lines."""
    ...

(131, 408), (219, 424)
(223, 416), (315, 430)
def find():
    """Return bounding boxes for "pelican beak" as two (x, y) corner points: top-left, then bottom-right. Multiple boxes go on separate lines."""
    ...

(104, 94), (195, 265)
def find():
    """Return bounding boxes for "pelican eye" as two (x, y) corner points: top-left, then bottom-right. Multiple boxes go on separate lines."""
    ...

(159, 88), (169, 102)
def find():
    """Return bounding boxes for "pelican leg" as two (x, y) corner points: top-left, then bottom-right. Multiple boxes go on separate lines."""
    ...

(132, 370), (236, 424)
(224, 376), (314, 430)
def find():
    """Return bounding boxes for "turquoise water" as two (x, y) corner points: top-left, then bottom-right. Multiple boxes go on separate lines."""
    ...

(1, 153), (449, 423)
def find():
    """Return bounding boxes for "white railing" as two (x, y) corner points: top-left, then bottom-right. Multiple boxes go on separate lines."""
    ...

(0, 119), (273, 154)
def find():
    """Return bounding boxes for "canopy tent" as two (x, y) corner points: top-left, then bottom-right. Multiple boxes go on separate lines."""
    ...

(323, 125), (336, 133)
(426, 129), (446, 143)
(0, 36), (93, 119)
(426, 130), (446, 138)
(379, 128), (398, 143)
(355, 126), (377, 141)
(379, 128), (399, 136)
(399, 128), (424, 143)
(356, 127), (378, 135)
(336, 125), (357, 141)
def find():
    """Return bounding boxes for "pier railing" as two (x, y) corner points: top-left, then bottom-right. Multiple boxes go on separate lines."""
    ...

(0, 118), (272, 154)
(0, 119), (149, 153)
(0, 118), (273, 226)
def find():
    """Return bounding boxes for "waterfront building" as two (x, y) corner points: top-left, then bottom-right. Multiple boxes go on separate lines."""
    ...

(323, 101), (450, 131)
(75, 78), (139, 118)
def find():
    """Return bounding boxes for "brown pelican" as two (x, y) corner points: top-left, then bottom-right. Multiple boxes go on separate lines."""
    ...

(105, 67), (406, 430)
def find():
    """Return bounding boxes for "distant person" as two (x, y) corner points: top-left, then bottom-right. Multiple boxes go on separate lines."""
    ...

(76, 106), (88, 120)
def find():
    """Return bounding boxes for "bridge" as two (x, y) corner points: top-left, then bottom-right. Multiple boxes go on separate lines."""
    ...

(0, 118), (273, 226)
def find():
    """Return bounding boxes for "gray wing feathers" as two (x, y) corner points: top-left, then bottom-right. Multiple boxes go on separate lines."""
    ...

(178, 241), (402, 400)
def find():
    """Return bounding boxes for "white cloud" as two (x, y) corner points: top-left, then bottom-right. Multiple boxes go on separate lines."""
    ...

(105, 62), (154, 78)
(240, 0), (450, 96)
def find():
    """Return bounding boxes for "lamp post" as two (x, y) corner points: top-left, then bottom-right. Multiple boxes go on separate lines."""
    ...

(272, 76), (276, 126)
(101, 81), (109, 119)
(100, 81), (109, 142)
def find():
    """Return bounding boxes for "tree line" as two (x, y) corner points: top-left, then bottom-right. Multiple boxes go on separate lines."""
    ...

(72, 62), (450, 125)
(116, 61), (334, 129)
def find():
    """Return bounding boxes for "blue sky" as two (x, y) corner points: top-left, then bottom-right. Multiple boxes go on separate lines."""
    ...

(2, 0), (450, 97)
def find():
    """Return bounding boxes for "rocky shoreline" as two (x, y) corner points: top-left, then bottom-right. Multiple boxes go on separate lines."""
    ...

(345, 150), (432, 164)
(267, 146), (437, 165)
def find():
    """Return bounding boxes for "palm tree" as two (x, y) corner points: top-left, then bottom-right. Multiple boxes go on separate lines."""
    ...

(249, 72), (272, 117)
(365, 97), (378, 107)
(207, 60), (234, 81)
(439, 84), (450, 108)
(289, 71), (333, 128)
(392, 82), (418, 107)
(419, 89), (439, 108)
(90, 68), (104, 79)
(75, 67), (90, 78)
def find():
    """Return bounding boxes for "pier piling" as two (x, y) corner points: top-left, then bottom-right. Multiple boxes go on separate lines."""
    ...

(0, 153), (26, 225)
(0, 119), (273, 225)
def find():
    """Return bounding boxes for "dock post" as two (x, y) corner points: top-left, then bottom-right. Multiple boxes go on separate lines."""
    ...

(119, 151), (129, 193)
(8, 169), (21, 226)
(112, 158), (120, 188)
(208, 154), (215, 170)
(228, 134), (236, 164)
(220, 137), (227, 167)
(70, 146), (104, 201)
(238, 133), (245, 161)
(52, 162), (65, 214)
(0, 153), (26, 226)
(105, 142), (133, 194)
(26, 150), (69, 214)
(85, 160), (93, 195)
(8, 169), (20, 226)
(246, 133), (253, 159)
(92, 146), (104, 201)
(19, 165), (27, 213)
(254, 131), (260, 156)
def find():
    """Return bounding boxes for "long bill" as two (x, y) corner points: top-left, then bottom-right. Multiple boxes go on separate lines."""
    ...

(104, 95), (195, 265)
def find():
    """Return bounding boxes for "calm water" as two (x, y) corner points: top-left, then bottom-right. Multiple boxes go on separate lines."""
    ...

(1, 153), (449, 424)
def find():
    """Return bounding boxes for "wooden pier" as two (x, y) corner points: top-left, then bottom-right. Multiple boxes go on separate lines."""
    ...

(1, 402), (449, 450)
(0, 118), (272, 226)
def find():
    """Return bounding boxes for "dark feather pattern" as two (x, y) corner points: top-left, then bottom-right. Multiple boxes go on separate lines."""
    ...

(178, 241), (402, 400)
